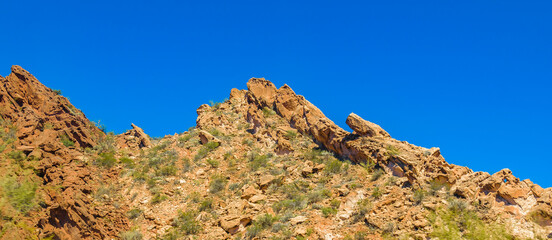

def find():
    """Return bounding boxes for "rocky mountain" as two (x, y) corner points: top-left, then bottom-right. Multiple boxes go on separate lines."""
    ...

(0, 66), (550, 239)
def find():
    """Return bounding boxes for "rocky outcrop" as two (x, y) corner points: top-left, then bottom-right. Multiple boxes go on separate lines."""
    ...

(239, 77), (552, 236)
(346, 113), (390, 138)
(0, 66), (129, 239)
(116, 123), (152, 150)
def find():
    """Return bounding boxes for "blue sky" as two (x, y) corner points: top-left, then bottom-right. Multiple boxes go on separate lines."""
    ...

(1, 0), (551, 187)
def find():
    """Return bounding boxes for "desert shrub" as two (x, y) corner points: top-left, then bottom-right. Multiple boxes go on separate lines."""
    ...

(158, 165), (177, 176)
(127, 208), (142, 219)
(119, 157), (134, 168)
(246, 214), (277, 239)
(429, 180), (446, 195)
(59, 134), (74, 147)
(386, 145), (400, 156)
(360, 158), (375, 173)
(284, 130), (297, 140)
(194, 141), (219, 161)
(371, 186), (382, 199)
(95, 152), (117, 168)
(206, 158), (219, 168)
(448, 198), (468, 213)
(413, 189), (425, 205)
(182, 158), (192, 172)
(370, 168), (384, 181)
(271, 222), (287, 233)
(351, 199), (371, 223)
(7, 150), (25, 163)
(262, 107), (276, 117)
(0, 176), (37, 214)
(208, 128), (222, 137)
(120, 230), (143, 240)
(248, 153), (270, 171)
(321, 207), (337, 217)
(151, 193), (168, 204)
(307, 189), (331, 204)
(429, 204), (513, 239)
(52, 89), (62, 95)
(324, 159), (342, 175)
(354, 232), (367, 240)
(94, 132), (116, 153)
(209, 175), (227, 194)
(330, 199), (341, 208)
(170, 210), (202, 235)
(228, 182), (243, 192)
(199, 198), (213, 212)
(383, 222), (396, 234)
(272, 195), (307, 213)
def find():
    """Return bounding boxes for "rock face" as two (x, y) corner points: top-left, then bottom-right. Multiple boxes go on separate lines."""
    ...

(0, 66), (129, 239)
(238, 77), (552, 237)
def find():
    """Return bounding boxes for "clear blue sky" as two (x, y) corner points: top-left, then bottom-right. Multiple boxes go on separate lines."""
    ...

(1, 1), (551, 187)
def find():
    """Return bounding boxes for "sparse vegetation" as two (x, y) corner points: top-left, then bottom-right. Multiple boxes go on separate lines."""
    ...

(0, 175), (37, 214)
(209, 174), (227, 194)
(429, 199), (513, 239)
(370, 168), (384, 181)
(321, 206), (337, 217)
(59, 134), (75, 147)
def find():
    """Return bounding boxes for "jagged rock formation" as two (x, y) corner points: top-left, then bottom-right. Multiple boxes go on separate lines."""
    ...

(0, 66), (550, 239)
(116, 123), (152, 150)
(0, 66), (129, 239)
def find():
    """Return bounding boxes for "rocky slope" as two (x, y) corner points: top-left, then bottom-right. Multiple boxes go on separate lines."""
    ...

(0, 66), (550, 239)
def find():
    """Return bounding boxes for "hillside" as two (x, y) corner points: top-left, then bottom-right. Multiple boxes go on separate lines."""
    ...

(0, 66), (550, 239)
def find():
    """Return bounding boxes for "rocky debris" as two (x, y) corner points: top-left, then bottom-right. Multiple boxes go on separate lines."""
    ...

(345, 113), (390, 138)
(116, 123), (152, 150)
(219, 215), (251, 234)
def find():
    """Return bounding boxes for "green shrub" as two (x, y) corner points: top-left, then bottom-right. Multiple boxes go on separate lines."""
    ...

(0, 176), (37, 214)
(429, 204), (513, 239)
(120, 230), (143, 240)
(413, 189), (425, 205)
(158, 165), (177, 176)
(96, 152), (117, 168)
(60, 134), (75, 147)
(194, 141), (219, 161)
(246, 214), (277, 239)
(7, 150), (25, 163)
(284, 130), (297, 140)
(371, 186), (382, 199)
(249, 153), (270, 171)
(120, 157), (134, 168)
(94, 132), (116, 153)
(321, 207), (337, 217)
(53, 89), (62, 95)
(324, 159), (342, 175)
(171, 210), (202, 235)
(182, 158), (192, 173)
(208, 128), (222, 137)
(386, 145), (400, 156)
(262, 107), (276, 117)
(127, 208), (142, 219)
(351, 199), (371, 223)
(330, 199), (341, 208)
(209, 175), (227, 194)
(199, 198), (213, 212)
(151, 193), (168, 204)
(206, 158), (219, 168)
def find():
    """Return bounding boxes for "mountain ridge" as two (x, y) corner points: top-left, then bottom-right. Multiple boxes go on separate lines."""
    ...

(0, 65), (550, 239)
